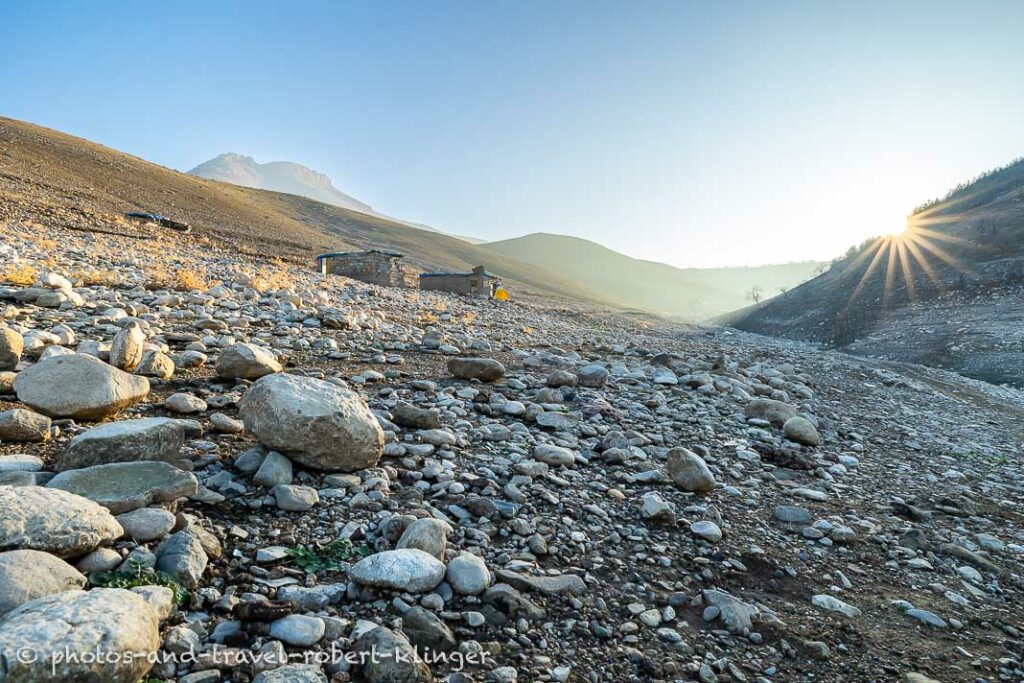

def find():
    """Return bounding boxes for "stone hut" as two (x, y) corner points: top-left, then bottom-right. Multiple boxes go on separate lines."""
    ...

(419, 266), (502, 297)
(315, 250), (407, 287)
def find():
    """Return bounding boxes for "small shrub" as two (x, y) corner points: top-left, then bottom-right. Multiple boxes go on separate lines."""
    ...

(287, 538), (370, 574)
(0, 262), (39, 286)
(90, 558), (188, 605)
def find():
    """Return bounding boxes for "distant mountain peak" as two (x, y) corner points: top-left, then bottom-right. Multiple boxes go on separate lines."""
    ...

(188, 154), (373, 213)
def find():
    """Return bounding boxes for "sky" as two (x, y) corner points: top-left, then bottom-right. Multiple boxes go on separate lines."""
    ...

(2, 1), (1023, 268)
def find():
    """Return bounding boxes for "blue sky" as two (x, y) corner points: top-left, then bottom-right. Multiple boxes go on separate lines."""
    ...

(2, 1), (1022, 267)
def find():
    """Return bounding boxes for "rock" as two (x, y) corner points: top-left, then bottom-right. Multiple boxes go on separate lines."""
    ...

(666, 447), (716, 492)
(774, 505), (811, 524)
(273, 484), (319, 511)
(269, 614), (325, 646)
(0, 486), (123, 557)
(690, 520), (723, 542)
(703, 589), (759, 633)
(155, 529), (209, 588)
(546, 369), (578, 387)
(136, 350), (175, 379)
(744, 398), (797, 426)
(0, 371), (15, 394)
(396, 518), (451, 559)
(353, 626), (432, 683)
(47, 461), (198, 514)
(577, 363), (609, 388)
(61, 417), (185, 470)
(0, 408), (51, 442)
(448, 357), (505, 382)
(392, 402), (442, 429)
(446, 552), (490, 595)
(254, 451), (294, 487)
(533, 443), (576, 467)
(783, 416), (821, 446)
(0, 326), (24, 370)
(350, 549), (446, 593)
(0, 588), (160, 683)
(495, 569), (586, 596)
(210, 411), (244, 433)
(108, 323), (145, 371)
(253, 665), (328, 683)
(216, 342), (282, 379)
(0, 550), (87, 616)
(905, 608), (947, 628)
(239, 373), (384, 472)
(0, 454), (43, 472)
(13, 353), (149, 419)
(641, 492), (675, 523)
(116, 507), (177, 542)
(402, 605), (457, 652)
(165, 392), (207, 414)
(75, 548), (122, 574)
(812, 594), (862, 618)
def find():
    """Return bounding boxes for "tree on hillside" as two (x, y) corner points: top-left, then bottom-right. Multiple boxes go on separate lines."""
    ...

(747, 286), (764, 305)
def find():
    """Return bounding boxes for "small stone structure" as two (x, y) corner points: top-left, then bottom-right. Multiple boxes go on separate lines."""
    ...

(419, 266), (502, 297)
(316, 250), (407, 287)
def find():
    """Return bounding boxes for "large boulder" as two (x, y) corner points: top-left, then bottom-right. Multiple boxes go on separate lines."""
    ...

(239, 373), (384, 472)
(0, 409), (51, 442)
(0, 486), (123, 557)
(0, 588), (160, 683)
(216, 342), (283, 380)
(61, 417), (185, 470)
(784, 416), (822, 446)
(47, 461), (198, 514)
(13, 353), (150, 420)
(744, 398), (797, 427)
(350, 549), (446, 593)
(447, 357), (505, 382)
(0, 550), (87, 616)
(0, 326), (24, 371)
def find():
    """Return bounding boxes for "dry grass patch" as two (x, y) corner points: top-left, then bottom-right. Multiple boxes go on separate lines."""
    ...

(0, 262), (39, 286)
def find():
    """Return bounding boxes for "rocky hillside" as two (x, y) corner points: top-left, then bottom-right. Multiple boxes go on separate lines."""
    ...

(483, 233), (824, 320)
(728, 158), (1024, 386)
(0, 216), (1022, 683)
(188, 154), (375, 214)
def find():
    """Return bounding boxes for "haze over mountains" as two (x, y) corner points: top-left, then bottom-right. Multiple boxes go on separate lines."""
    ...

(728, 157), (1024, 386)
(188, 151), (824, 319)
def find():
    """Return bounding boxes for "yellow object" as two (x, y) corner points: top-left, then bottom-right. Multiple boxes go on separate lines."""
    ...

(494, 287), (509, 301)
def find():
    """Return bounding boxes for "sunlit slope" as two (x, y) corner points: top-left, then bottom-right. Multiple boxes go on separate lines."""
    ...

(727, 157), (1024, 384)
(482, 233), (823, 320)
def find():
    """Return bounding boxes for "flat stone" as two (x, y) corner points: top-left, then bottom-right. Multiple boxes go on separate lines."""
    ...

(61, 417), (185, 470)
(47, 461), (198, 514)
(0, 486), (123, 557)
(0, 409), (51, 442)
(495, 569), (586, 596)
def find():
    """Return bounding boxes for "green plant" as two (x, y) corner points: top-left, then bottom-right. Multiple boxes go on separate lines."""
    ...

(90, 558), (188, 606)
(287, 538), (370, 574)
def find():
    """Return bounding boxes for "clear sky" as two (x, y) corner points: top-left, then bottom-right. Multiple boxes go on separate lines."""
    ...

(2, 1), (1022, 267)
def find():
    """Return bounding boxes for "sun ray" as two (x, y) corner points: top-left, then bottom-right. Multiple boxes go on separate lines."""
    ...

(902, 234), (945, 292)
(895, 239), (917, 302)
(840, 236), (887, 276)
(883, 237), (899, 308)
(847, 237), (890, 306)
(909, 232), (974, 274)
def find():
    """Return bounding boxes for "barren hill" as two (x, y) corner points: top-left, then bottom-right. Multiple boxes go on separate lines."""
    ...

(482, 233), (823, 320)
(188, 153), (375, 213)
(0, 117), (614, 308)
(727, 158), (1024, 386)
